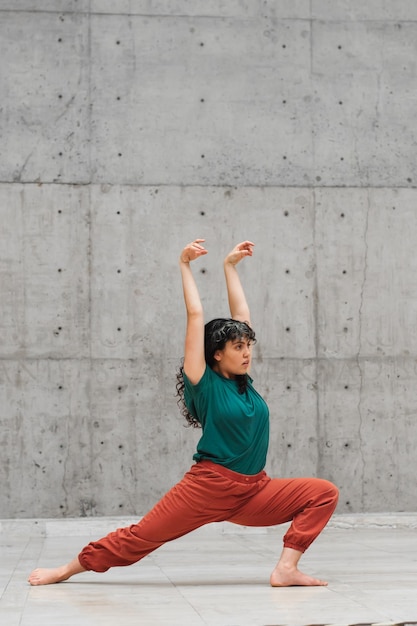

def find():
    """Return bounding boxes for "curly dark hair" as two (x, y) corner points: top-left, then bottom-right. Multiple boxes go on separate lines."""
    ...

(176, 318), (256, 428)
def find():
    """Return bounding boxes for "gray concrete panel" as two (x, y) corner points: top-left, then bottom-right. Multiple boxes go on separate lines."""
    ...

(256, 358), (320, 480)
(316, 187), (417, 358)
(89, 13), (312, 186)
(0, 184), (90, 358)
(312, 0), (417, 21)
(312, 20), (417, 187)
(86, 356), (196, 516)
(318, 357), (417, 512)
(0, 358), (92, 518)
(90, 185), (316, 360)
(0, 11), (90, 183)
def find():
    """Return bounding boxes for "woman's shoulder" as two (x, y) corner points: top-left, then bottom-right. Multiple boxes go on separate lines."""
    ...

(184, 364), (212, 389)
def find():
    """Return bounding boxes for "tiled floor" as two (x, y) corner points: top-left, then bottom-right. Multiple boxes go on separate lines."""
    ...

(1, 515), (417, 626)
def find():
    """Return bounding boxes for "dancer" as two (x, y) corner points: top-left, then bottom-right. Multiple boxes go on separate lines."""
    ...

(28, 239), (338, 587)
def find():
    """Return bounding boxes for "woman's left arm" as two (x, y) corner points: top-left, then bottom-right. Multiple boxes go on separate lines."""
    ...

(223, 241), (254, 324)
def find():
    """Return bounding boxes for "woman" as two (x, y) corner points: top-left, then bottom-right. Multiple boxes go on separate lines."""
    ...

(28, 239), (338, 587)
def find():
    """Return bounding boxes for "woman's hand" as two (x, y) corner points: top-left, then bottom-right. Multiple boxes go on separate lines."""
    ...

(224, 241), (254, 266)
(180, 239), (208, 263)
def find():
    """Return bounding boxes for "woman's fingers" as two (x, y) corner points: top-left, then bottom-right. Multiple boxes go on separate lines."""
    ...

(180, 239), (208, 262)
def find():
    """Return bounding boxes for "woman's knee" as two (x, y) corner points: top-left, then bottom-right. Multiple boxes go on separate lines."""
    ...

(318, 479), (339, 506)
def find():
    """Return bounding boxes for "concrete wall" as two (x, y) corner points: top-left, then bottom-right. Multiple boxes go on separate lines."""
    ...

(1, 1), (417, 518)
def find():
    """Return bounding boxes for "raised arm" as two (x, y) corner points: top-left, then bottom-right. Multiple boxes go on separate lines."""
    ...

(179, 239), (208, 385)
(223, 240), (254, 325)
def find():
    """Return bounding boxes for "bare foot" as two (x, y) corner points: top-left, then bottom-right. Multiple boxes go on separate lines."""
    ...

(28, 558), (85, 586)
(28, 566), (72, 586)
(270, 566), (328, 587)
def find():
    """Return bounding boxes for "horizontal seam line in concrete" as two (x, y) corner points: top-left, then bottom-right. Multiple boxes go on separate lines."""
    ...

(0, 356), (416, 362)
(2, 10), (417, 23)
(0, 181), (416, 190)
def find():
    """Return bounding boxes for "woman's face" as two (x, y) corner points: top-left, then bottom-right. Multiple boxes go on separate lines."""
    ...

(213, 337), (252, 378)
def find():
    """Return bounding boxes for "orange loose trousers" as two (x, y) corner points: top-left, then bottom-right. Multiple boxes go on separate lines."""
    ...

(78, 460), (338, 573)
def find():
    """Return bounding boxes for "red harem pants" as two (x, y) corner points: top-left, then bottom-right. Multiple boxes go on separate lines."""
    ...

(78, 460), (339, 572)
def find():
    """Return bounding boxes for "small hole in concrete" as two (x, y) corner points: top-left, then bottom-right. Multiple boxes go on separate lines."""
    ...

(340, 212), (345, 217)
(200, 268), (206, 274)
(285, 327), (290, 332)
(343, 327), (348, 332)
(118, 152), (122, 157)
(117, 327), (122, 331)
(284, 210), (289, 216)
(344, 385), (349, 389)
(200, 211), (205, 216)
(201, 154), (205, 158)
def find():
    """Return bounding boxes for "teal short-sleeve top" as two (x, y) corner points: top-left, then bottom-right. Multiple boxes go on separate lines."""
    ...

(183, 365), (269, 475)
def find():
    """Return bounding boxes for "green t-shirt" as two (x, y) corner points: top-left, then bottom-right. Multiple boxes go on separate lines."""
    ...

(184, 365), (270, 475)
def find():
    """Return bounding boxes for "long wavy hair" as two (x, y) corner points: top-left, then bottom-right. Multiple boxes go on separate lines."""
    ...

(176, 318), (256, 428)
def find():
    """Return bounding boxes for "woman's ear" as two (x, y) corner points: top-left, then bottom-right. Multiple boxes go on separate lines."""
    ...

(213, 350), (222, 362)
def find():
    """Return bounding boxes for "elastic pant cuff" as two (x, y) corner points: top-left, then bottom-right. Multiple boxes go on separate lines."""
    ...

(283, 541), (307, 554)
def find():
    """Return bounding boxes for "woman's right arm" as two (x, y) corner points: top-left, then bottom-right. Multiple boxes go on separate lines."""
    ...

(179, 239), (208, 385)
